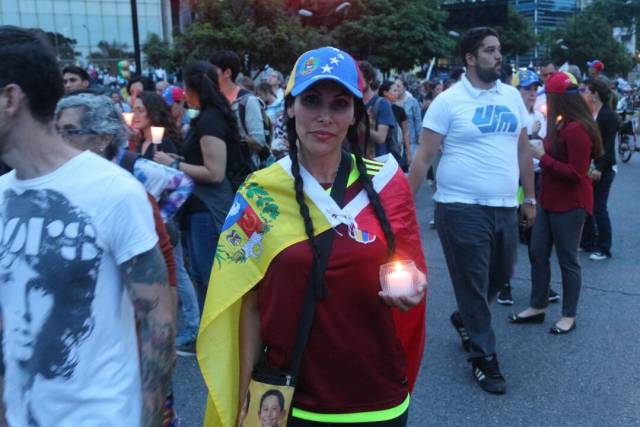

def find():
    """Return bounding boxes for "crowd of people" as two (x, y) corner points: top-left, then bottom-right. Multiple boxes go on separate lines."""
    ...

(0, 23), (632, 427)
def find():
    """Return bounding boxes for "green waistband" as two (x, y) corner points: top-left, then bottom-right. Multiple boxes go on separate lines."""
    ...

(291, 394), (410, 423)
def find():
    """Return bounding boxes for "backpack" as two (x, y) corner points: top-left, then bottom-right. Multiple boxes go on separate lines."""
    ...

(371, 96), (405, 167)
(234, 90), (273, 166)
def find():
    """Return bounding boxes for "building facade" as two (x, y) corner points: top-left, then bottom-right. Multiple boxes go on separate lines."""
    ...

(0, 0), (172, 61)
(514, 0), (578, 64)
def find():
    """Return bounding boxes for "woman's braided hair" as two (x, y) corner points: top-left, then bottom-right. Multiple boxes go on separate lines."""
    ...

(285, 93), (396, 296)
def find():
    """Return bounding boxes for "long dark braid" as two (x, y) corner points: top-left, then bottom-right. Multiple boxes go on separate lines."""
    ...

(287, 136), (323, 297)
(348, 99), (396, 259)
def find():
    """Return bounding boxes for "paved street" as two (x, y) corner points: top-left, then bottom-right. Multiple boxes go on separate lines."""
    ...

(174, 154), (640, 427)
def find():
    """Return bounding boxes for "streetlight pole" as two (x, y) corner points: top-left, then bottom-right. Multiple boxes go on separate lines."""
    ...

(130, 0), (142, 75)
(82, 24), (92, 60)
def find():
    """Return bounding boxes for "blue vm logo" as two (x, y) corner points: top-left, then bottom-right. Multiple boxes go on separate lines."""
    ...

(472, 105), (518, 134)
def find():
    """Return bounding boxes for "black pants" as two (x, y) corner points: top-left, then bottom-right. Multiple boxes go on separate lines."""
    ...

(288, 410), (408, 427)
(582, 169), (615, 255)
(435, 203), (518, 358)
(530, 205), (586, 317)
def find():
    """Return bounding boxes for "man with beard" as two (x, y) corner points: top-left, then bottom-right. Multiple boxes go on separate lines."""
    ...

(408, 27), (535, 395)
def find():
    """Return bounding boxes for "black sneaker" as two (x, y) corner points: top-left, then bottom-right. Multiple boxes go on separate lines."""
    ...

(548, 289), (560, 303)
(176, 341), (196, 357)
(450, 311), (471, 352)
(470, 354), (506, 394)
(496, 285), (514, 305)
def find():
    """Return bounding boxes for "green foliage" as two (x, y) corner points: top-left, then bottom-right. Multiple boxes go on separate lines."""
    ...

(142, 33), (173, 69)
(495, 6), (536, 59)
(332, 0), (453, 72)
(37, 30), (79, 60)
(550, 12), (634, 75)
(584, 0), (640, 30)
(172, 0), (452, 75)
(88, 40), (133, 60)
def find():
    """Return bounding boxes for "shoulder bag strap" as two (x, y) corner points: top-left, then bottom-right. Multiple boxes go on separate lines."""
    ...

(288, 151), (352, 377)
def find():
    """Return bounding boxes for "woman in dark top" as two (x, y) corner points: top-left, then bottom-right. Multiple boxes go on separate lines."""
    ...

(580, 78), (619, 260)
(131, 91), (179, 158)
(154, 61), (244, 308)
(379, 80), (411, 170)
(509, 72), (603, 335)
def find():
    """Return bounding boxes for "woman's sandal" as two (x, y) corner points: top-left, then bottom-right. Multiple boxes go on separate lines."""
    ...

(549, 321), (577, 335)
(508, 312), (545, 324)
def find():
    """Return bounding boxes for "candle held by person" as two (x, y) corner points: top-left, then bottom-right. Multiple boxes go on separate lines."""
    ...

(380, 260), (416, 296)
(122, 112), (133, 126)
(150, 126), (165, 144)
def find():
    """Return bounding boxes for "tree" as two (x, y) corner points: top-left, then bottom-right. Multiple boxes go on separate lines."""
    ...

(495, 6), (536, 59)
(88, 41), (134, 60)
(38, 31), (79, 60)
(142, 33), (173, 69)
(332, 0), (453, 72)
(172, 0), (453, 76)
(584, 0), (640, 31)
(550, 12), (634, 75)
(173, 0), (331, 74)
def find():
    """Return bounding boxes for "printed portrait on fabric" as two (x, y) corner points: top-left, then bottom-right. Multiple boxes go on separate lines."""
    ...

(242, 384), (292, 427)
(0, 189), (102, 427)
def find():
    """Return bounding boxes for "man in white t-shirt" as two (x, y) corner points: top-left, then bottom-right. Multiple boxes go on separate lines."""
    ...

(408, 27), (536, 395)
(0, 27), (175, 427)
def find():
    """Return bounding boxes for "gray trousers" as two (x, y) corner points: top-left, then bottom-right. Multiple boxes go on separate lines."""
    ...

(436, 203), (518, 358)
(530, 205), (586, 317)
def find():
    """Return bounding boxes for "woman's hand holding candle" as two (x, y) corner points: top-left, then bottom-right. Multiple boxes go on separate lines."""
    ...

(379, 263), (427, 312)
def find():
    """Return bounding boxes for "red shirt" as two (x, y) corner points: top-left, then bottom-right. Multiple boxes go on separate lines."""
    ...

(539, 121), (594, 215)
(257, 181), (409, 413)
(147, 194), (176, 287)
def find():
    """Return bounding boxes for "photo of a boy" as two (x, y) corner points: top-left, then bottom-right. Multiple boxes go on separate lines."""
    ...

(258, 389), (286, 427)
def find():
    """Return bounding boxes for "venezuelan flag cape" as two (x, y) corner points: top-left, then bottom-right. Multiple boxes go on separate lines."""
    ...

(197, 155), (427, 427)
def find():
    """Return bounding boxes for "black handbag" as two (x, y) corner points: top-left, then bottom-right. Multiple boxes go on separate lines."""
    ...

(240, 152), (352, 427)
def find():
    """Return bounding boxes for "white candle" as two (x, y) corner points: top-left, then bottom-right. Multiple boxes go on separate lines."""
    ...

(385, 262), (415, 296)
(122, 112), (133, 126)
(150, 126), (165, 144)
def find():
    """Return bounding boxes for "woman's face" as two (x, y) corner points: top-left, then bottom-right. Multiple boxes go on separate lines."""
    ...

(433, 83), (443, 96)
(259, 395), (283, 427)
(6, 259), (54, 364)
(184, 86), (200, 109)
(384, 85), (399, 103)
(579, 84), (593, 107)
(287, 80), (355, 159)
(129, 81), (144, 98)
(132, 98), (151, 130)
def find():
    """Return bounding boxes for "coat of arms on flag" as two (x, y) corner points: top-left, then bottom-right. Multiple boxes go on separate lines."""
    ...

(215, 183), (280, 265)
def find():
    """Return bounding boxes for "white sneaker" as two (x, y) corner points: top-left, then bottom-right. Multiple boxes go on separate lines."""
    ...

(589, 252), (610, 261)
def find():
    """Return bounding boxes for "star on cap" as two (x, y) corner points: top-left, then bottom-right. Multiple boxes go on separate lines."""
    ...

(330, 56), (340, 65)
(321, 64), (333, 73)
(337, 53), (345, 60)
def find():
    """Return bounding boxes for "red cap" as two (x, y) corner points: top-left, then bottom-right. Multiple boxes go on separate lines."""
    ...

(163, 86), (185, 106)
(545, 71), (578, 94)
(587, 60), (604, 72)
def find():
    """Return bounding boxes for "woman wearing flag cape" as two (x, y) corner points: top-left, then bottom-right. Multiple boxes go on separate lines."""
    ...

(197, 47), (428, 427)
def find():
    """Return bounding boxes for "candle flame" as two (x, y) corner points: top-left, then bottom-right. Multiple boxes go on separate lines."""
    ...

(556, 115), (563, 124)
(394, 261), (403, 271)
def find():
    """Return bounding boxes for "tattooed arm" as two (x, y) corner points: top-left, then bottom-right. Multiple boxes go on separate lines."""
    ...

(1, 312), (6, 427)
(121, 246), (175, 427)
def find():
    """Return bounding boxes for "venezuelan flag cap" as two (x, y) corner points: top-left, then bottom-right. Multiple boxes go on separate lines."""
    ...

(285, 46), (363, 98)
